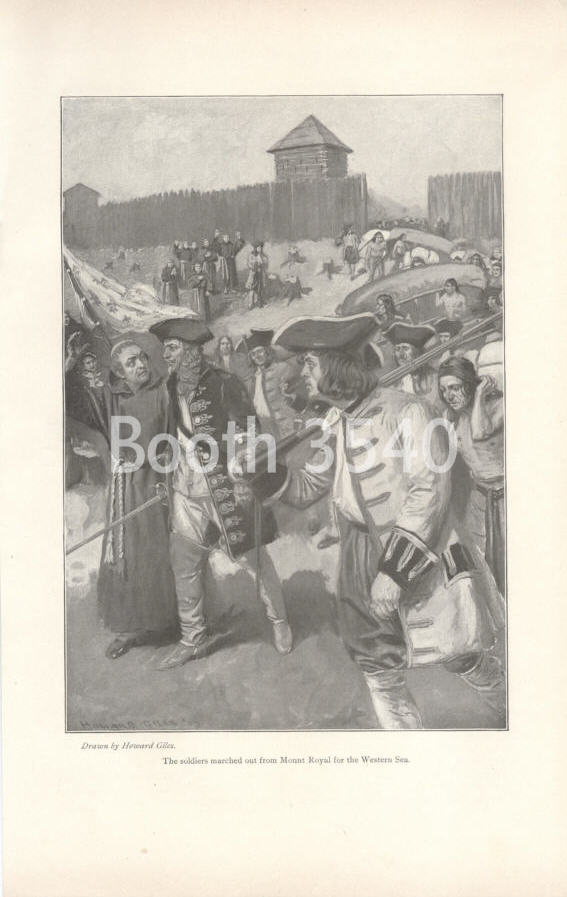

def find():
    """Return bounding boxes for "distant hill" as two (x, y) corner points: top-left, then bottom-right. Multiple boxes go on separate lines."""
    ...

(367, 189), (425, 222)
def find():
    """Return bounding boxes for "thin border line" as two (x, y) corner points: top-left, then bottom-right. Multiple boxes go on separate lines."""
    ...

(62, 93), (507, 735)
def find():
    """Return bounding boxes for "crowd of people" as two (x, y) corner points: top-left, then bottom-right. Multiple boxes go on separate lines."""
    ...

(335, 222), (504, 286)
(159, 231), (312, 318)
(65, 219), (505, 729)
(131, 218), (506, 335)
(162, 230), (246, 313)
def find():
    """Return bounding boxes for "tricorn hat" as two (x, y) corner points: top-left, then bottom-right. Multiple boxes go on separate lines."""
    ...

(149, 317), (213, 345)
(435, 318), (463, 338)
(272, 313), (378, 354)
(383, 321), (436, 349)
(242, 329), (274, 351)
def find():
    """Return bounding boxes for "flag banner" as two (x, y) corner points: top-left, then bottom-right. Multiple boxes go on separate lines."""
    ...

(63, 246), (198, 335)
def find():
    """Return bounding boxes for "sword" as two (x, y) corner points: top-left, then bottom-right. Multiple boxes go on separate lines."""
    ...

(65, 482), (169, 555)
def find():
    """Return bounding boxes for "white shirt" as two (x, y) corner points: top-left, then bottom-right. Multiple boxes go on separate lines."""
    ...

(332, 414), (365, 525)
(253, 368), (271, 419)
(399, 373), (416, 394)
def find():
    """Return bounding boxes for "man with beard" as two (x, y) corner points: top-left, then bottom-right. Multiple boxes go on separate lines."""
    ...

(68, 337), (178, 659)
(438, 356), (505, 593)
(236, 313), (505, 728)
(148, 317), (293, 669)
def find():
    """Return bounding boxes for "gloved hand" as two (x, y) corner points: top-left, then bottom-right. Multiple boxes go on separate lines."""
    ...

(369, 572), (403, 620)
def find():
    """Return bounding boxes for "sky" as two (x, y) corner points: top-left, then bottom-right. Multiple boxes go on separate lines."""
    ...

(62, 95), (502, 209)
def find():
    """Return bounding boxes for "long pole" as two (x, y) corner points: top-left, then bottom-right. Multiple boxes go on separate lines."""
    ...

(379, 311), (502, 388)
(66, 485), (167, 555)
(254, 312), (502, 468)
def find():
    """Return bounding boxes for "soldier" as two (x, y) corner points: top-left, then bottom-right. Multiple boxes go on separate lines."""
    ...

(438, 356), (505, 593)
(236, 313), (505, 728)
(383, 321), (439, 407)
(148, 317), (293, 669)
(239, 329), (298, 441)
(434, 318), (464, 364)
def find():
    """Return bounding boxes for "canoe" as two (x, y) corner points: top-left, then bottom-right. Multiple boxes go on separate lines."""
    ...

(337, 263), (488, 323)
(388, 227), (454, 257)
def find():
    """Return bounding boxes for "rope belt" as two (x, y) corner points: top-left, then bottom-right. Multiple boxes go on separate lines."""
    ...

(104, 461), (126, 574)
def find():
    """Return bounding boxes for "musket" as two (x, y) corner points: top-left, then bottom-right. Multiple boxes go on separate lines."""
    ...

(65, 483), (169, 555)
(379, 310), (502, 388)
(250, 311), (503, 471)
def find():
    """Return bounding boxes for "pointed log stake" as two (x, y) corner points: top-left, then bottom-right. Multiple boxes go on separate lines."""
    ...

(65, 483), (168, 556)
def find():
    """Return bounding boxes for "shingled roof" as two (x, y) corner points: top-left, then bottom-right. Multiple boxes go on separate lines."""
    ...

(267, 115), (353, 154)
(63, 183), (101, 197)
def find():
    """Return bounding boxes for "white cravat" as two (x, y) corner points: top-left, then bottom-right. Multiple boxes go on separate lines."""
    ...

(176, 394), (209, 495)
(319, 407), (366, 526)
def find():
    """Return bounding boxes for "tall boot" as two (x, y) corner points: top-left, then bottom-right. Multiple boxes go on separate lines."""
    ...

(458, 652), (507, 722)
(363, 670), (423, 730)
(164, 533), (208, 645)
